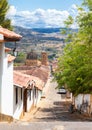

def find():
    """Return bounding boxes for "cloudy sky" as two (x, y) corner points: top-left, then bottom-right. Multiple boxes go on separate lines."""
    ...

(8, 0), (82, 28)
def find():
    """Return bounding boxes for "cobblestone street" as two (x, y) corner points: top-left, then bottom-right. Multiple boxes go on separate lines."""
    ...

(22, 76), (92, 122)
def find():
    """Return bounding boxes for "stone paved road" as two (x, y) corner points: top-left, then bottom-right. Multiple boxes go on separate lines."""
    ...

(28, 77), (92, 122)
(0, 122), (92, 130)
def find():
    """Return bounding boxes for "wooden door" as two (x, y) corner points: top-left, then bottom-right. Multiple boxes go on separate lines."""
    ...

(23, 89), (27, 112)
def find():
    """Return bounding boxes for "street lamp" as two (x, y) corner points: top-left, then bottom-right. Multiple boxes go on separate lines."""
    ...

(13, 41), (18, 56)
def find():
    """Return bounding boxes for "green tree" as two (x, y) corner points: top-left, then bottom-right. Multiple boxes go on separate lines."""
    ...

(15, 52), (26, 63)
(54, 0), (92, 96)
(0, 0), (12, 30)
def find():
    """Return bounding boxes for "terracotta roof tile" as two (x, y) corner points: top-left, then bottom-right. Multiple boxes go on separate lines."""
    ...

(14, 65), (50, 89)
(13, 71), (32, 88)
(0, 26), (22, 41)
(31, 66), (49, 82)
(31, 68), (48, 82)
(17, 66), (49, 83)
(7, 54), (16, 63)
(13, 71), (43, 90)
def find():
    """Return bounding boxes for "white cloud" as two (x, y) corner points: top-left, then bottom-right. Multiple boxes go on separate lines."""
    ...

(18, 11), (32, 18)
(71, 4), (77, 10)
(7, 6), (78, 28)
(7, 6), (17, 16)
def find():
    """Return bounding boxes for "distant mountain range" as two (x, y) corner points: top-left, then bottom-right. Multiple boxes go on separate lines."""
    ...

(14, 26), (77, 34)
(14, 26), (62, 34)
(13, 26), (66, 44)
(5, 26), (78, 53)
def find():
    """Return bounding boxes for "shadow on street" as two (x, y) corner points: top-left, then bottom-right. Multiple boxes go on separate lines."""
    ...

(33, 101), (92, 122)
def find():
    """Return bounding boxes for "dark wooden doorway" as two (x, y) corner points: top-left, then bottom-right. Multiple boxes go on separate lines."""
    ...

(23, 89), (27, 112)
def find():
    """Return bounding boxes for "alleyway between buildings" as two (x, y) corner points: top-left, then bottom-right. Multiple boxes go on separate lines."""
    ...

(0, 76), (92, 130)
(21, 76), (91, 122)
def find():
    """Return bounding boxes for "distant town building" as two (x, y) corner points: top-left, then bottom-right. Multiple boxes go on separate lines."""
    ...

(26, 51), (38, 66)
(41, 52), (48, 66)
(25, 51), (48, 67)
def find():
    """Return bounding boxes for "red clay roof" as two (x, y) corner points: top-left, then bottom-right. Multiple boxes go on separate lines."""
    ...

(0, 26), (22, 41)
(13, 71), (43, 90)
(5, 47), (11, 52)
(8, 54), (16, 63)
(14, 65), (50, 90)
(14, 65), (49, 83)
(31, 68), (48, 82)
(13, 71), (32, 88)
(31, 66), (49, 83)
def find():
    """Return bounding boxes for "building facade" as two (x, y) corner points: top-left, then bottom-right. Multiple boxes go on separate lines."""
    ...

(0, 27), (50, 121)
(0, 27), (22, 121)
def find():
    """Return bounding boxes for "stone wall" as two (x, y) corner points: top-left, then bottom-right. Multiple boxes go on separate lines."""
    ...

(75, 94), (92, 116)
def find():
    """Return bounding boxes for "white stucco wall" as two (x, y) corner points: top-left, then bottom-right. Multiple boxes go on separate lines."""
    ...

(0, 43), (4, 113)
(1, 51), (14, 117)
(0, 45), (23, 119)
(13, 86), (24, 119)
(75, 94), (91, 114)
(34, 88), (38, 107)
(75, 94), (90, 108)
(27, 89), (42, 112)
(75, 94), (83, 109)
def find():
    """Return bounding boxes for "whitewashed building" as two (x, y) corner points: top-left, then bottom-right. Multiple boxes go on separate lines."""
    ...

(0, 27), (22, 121)
(13, 71), (43, 120)
(0, 27), (50, 121)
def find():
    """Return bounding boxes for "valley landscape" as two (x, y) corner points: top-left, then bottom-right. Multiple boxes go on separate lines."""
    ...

(6, 26), (66, 62)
